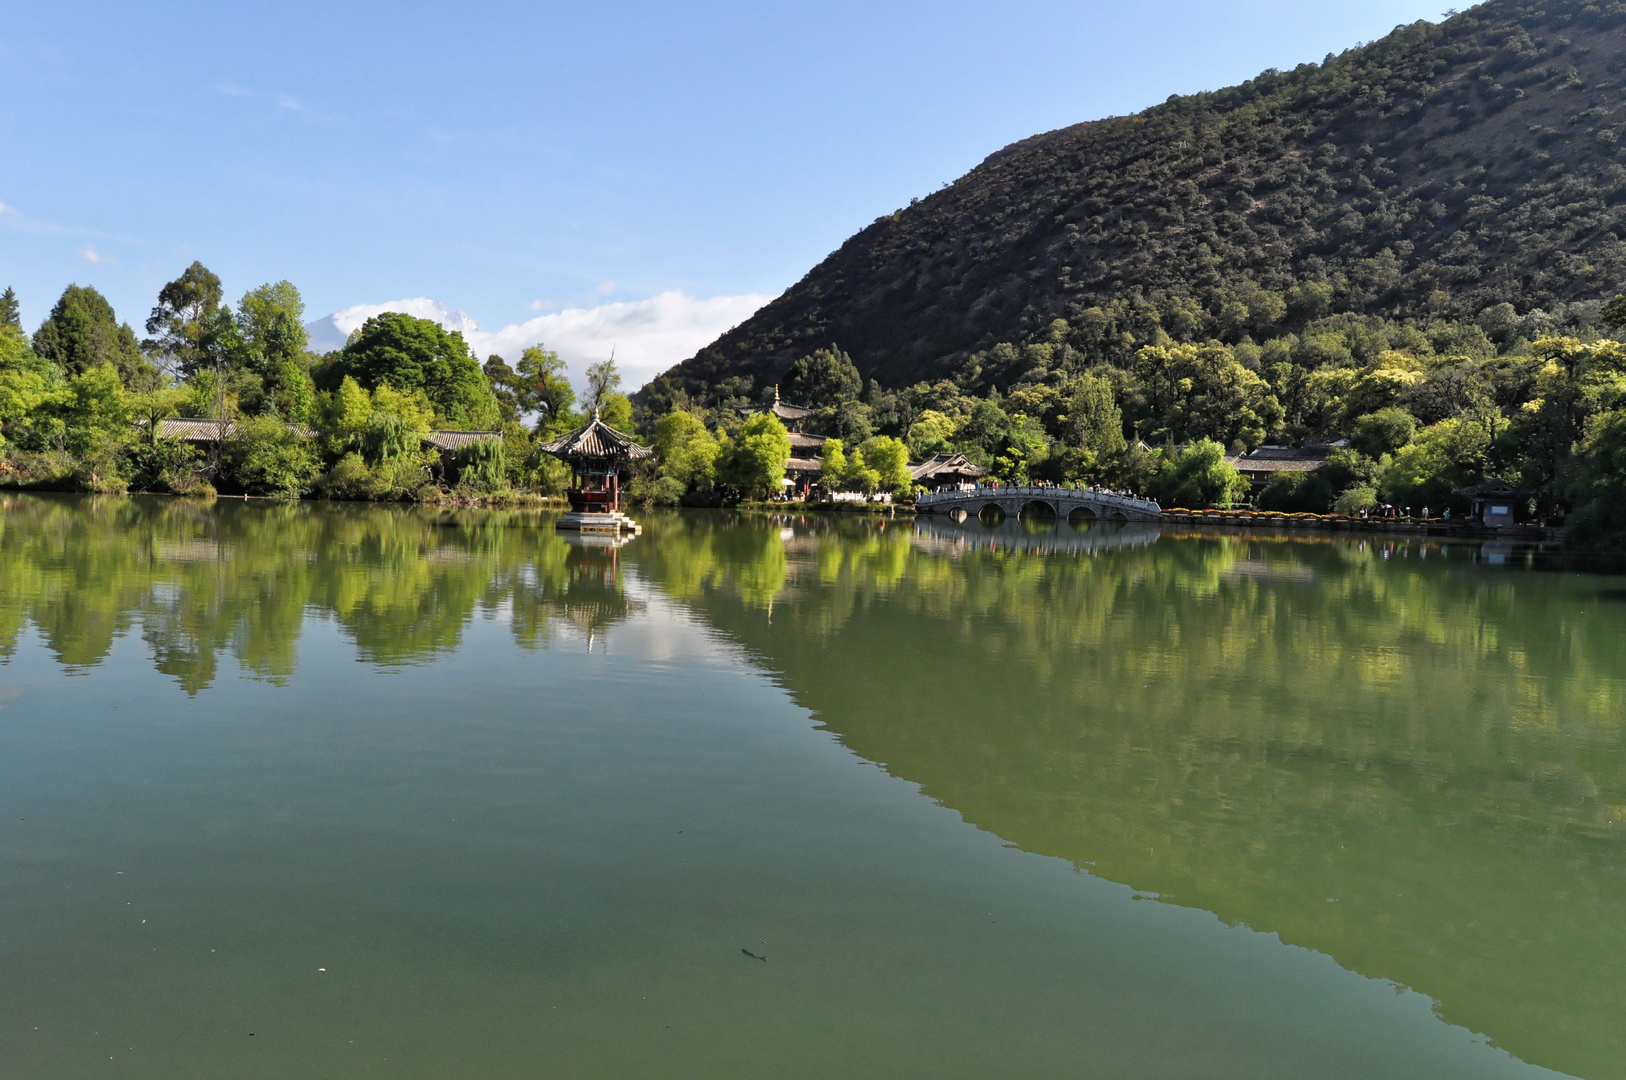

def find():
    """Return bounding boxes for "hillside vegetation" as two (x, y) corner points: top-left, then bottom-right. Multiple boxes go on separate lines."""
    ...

(628, 0), (1626, 535)
(653, 0), (1626, 393)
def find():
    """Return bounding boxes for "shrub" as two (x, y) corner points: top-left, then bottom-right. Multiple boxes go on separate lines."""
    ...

(222, 416), (319, 497)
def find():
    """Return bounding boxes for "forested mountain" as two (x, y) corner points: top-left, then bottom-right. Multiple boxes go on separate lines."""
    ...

(646, 0), (1626, 398)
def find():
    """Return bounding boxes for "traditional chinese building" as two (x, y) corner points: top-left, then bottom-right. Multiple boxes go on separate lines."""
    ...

(909, 452), (988, 492)
(744, 388), (827, 499)
(538, 411), (652, 534)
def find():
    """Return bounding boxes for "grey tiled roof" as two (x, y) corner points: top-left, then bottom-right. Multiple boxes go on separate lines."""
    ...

(538, 417), (653, 460)
(424, 430), (502, 451)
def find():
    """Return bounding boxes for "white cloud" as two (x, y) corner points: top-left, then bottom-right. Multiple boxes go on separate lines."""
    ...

(0, 199), (17, 218)
(79, 246), (115, 266)
(306, 291), (774, 391)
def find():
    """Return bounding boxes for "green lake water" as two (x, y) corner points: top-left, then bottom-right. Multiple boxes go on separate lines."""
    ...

(1, 493), (1623, 1078)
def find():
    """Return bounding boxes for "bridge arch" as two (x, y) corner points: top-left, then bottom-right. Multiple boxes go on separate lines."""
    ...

(977, 502), (1006, 525)
(1018, 499), (1057, 519)
(1067, 505), (1098, 527)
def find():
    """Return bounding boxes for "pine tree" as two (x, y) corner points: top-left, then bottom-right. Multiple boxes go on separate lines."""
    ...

(0, 286), (19, 330)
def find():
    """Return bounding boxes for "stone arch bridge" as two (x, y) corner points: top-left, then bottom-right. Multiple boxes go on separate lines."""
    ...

(915, 486), (1163, 523)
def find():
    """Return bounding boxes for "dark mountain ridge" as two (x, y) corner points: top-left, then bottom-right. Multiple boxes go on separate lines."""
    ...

(644, 0), (1626, 401)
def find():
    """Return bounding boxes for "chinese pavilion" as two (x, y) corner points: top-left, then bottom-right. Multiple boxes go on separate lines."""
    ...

(538, 410), (653, 534)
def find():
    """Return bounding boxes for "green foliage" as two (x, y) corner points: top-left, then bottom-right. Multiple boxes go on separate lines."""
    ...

(1157, 439), (1246, 509)
(657, 4), (1626, 399)
(235, 281), (314, 421)
(1333, 484), (1380, 516)
(143, 261), (223, 379)
(1258, 471), (1335, 513)
(221, 416), (319, 497)
(61, 365), (131, 458)
(1564, 409), (1626, 545)
(485, 345), (576, 432)
(821, 437), (847, 485)
(1350, 407), (1417, 459)
(0, 287), (19, 329)
(717, 412), (792, 498)
(447, 439), (508, 494)
(1378, 417), (1489, 511)
(1134, 343), (1282, 450)
(583, 357), (622, 414)
(1061, 374), (1127, 456)
(783, 345), (862, 408)
(34, 284), (156, 390)
(858, 435), (911, 494)
(598, 392), (634, 432)
(323, 312), (500, 429)
(653, 410), (720, 493)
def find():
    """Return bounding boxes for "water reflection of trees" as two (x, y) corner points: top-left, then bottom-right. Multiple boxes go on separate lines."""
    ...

(8, 496), (1626, 1076)
(630, 514), (1626, 1080)
(0, 494), (640, 691)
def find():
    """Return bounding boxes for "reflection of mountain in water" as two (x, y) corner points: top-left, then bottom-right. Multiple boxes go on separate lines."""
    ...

(7, 497), (1626, 1078)
(630, 513), (1626, 1080)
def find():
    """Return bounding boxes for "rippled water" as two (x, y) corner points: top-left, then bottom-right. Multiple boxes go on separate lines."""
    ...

(2, 493), (1622, 1078)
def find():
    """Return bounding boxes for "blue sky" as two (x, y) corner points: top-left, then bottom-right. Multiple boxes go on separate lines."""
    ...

(2, 1), (1446, 386)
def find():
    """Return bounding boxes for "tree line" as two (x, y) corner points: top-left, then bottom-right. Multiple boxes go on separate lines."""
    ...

(0, 265), (644, 500)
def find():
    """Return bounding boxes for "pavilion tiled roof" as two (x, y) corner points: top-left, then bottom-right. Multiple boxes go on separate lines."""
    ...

(910, 452), (987, 481)
(787, 431), (826, 453)
(424, 430), (502, 451)
(150, 417), (317, 441)
(538, 415), (653, 460)
(785, 456), (824, 473)
(1224, 444), (1341, 474)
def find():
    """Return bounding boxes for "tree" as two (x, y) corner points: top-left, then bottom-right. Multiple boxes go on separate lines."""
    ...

(145, 261), (224, 377)
(1378, 418), (1488, 510)
(783, 345), (862, 408)
(34, 284), (157, 389)
(518, 346), (576, 429)
(1350, 408), (1417, 459)
(716, 412), (791, 498)
(1062, 374), (1127, 456)
(821, 438), (847, 487)
(1, 287), (19, 329)
(323, 312), (500, 429)
(653, 409), (720, 493)
(583, 356), (622, 414)
(1156, 439), (1246, 508)
(858, 435), (911, 493)
(1566, 409), (1626, 544)
(1134, 343), (1283, 450)
(232, 281), (313, 421)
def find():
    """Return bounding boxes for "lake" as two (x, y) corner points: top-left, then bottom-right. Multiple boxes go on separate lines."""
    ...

(1, 493), (1623, 1079)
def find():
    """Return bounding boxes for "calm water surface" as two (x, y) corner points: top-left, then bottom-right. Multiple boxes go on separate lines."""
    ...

(1, 494), (1623, 1078)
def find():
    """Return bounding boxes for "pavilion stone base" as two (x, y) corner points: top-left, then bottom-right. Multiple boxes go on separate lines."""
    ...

(556, 510), (642, 535)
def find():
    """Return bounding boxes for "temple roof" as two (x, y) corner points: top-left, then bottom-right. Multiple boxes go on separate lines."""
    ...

(742, 386), (817, 423)
(538, 414), (653, 460)
(788, 431), (826, 452)
(424, 430), (502, 451)
(910, 452), (987, 481)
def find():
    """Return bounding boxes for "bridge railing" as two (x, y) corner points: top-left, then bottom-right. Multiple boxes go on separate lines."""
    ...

(916, 486), (1161, 515)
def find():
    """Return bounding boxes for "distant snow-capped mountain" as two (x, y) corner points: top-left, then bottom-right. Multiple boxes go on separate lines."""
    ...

(304, 298), (480, 354)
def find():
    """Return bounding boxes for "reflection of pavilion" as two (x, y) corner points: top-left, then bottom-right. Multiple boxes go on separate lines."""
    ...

(550, 539), (644, 650)
(539, 412), (652, 535)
